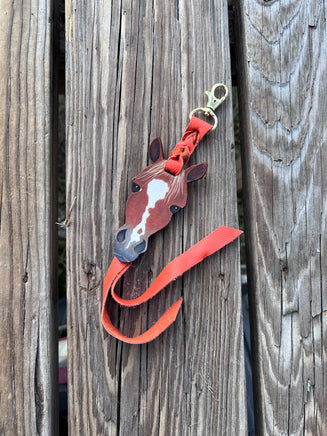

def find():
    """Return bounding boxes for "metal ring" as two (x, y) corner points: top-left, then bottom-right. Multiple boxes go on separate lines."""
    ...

(189, 107), (218, 130)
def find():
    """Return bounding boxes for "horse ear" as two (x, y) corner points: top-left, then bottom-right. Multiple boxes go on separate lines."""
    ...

(185, 163), (208, 183)
(149, 137), (164, 164)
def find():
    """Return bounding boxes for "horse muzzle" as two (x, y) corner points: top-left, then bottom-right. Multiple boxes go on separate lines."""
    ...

(113, 226), (148, 263)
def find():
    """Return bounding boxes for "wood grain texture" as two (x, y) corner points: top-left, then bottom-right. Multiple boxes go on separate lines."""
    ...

(235, 0), (327, 434)
(66, 0), (246, 434)
(0, 0), (58, 435)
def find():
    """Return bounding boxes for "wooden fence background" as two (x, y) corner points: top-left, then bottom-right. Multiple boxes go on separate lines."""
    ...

(0, 0), (326, 435)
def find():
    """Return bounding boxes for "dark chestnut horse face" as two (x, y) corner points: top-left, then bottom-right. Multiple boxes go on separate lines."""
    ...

(114, 138), (207, 263)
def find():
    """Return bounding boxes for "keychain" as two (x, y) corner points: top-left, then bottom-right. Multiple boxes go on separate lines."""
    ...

(102, 84), (242, 344)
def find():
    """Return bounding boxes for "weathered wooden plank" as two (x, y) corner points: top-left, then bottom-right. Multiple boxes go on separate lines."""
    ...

(235, 1), (327, 434)
(66, 0), (246, 434)
(0, 0), (58, 434)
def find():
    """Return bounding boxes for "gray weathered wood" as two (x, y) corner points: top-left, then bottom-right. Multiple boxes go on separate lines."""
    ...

(0, 0), (58, 434)
(66, 0), (246, 434)
(236, 1), (327, 434)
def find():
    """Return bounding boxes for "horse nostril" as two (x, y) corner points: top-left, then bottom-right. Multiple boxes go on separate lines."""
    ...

(134, 240), (146, 254)
(116, 229), (127, 243)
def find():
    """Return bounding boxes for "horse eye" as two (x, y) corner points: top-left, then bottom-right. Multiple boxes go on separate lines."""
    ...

(170, 205), (181, 214)
(132, 182), (141, 192)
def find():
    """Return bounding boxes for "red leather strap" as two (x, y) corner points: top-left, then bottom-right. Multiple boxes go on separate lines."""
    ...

(101, 226), (242, 344)
(164, 117), (213, 176)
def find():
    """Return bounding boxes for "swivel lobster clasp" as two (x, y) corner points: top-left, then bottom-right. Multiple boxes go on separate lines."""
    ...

(189, 83), (228, 130)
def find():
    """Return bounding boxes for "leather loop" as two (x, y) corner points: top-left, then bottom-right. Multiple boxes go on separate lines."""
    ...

(101, 226), (242, 344)
(164, 117), (213, 175)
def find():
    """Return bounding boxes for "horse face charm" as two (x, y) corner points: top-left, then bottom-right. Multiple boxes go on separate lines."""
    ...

(114, 138), (207, 263)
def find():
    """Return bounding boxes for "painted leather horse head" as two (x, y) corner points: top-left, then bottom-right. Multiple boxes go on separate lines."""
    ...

(114, 138), (207, 263)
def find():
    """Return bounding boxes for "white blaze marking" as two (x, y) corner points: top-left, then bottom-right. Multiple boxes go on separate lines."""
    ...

(130, 179), (168, 244)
